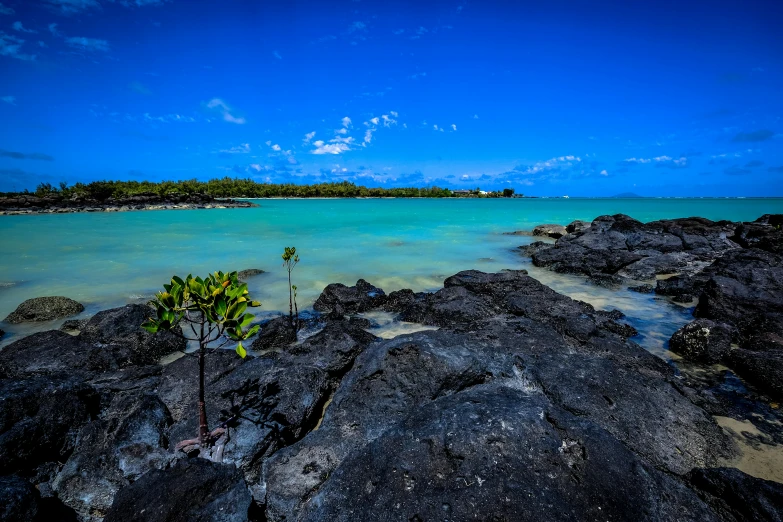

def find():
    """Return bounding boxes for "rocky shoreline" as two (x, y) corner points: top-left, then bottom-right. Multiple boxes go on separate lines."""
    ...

(1, 215), (783, 521)
(0, 193), (256, 215)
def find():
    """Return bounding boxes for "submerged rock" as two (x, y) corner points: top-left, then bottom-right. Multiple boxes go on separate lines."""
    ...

(251, 316), (297, 351)
(3, 296), (84, 324)
(103, 458), (251, 522)
(0, 475), (41, 522)
(669, 319), (734, 364)
(237, 268), (265, 282)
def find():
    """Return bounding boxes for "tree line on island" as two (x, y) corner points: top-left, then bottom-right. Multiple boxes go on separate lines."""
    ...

(3, 178), (520, 200)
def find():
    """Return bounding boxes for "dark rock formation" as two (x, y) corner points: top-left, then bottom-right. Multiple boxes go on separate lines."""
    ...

(297, 385), (719, 522)
(669, 319), (734, 364)
(3, 296), (84, 324)
(532, 223), (567, 239)
(0, 474), (41, 522)
(52, 393), (174, 520)
(0, 193), (255, 215)
(566, 219), (590, 234)
(0, 376), (99, 475)
(250, 316), (297, 351)
(0, 306), (184, 379)
(103, 458), (252, 522)
(79, 304), (186, 366)
(518, 240), (552, 257)
(527, 214), (739, 286)
(60, 319), (88, 333)
(312, 279), (387, 314)
(686, 467), (783, 522)
(628, 283), (655, 293)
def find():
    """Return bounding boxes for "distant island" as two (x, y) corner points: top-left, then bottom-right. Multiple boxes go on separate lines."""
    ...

(0, 179), (530, 214)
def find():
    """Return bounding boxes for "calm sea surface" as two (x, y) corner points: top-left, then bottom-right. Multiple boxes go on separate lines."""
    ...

(2, 198), (782, 349)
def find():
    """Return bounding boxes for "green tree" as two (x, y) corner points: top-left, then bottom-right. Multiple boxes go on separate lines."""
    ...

(503, 188), (515, 197)
(142, 271), (261, 461)
(282, 247), (300, 330)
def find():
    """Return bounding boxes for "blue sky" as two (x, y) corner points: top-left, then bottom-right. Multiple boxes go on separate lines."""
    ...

(0, 0), (781, 196)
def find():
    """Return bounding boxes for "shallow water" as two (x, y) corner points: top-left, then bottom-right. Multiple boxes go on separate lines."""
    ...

(1, 198), (782, 346)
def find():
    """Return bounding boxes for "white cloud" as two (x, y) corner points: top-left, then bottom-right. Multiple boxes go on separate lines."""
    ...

(381, 114), (396, 127)
(65, 36), (110, 52)
(390, 111), (398, 117)
(473, 114), (479, 119)
(341, 116), (352, 128)
(451, 124), (457, 131)
(517, 155), (582, 175)
(623, 157), (652, 164)
(12, 21), (36, 34)
(311, 140), (351, 155)
(48, 23), (61, 36)
(410, 72), (427, 79)
(0, 3), (14, 15)
(402, 123), (407, 128)
(1, 95), (15, 105)
(369, 117), (380, 125)
(336, 128), (348, 135)
(206, 98), (246, 124)
(303, 131), (316, 143)
(43, 0), (100, 15)
(393, 29), (404, 35)
(461, 174), (469, 180)
(364, 129), (374, 144)
(273, 50), (281, 60)
(349, 21), (366, 32)
(653, 155), (672, 162)
(271, 144), (281, 151)
(433, 124), (439, 131)
(219, 143), (251, 154)
(600, 169), (608, 176)
(38, 41), (47, 47)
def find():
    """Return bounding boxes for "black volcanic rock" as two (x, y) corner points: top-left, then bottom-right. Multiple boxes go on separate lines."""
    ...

(251, 315), (297, 351)
(669, 319), (734, 364)
(4, 296), (84, 324)
(0, 475), (41, 522)
(532, 223), (567, 239)
(686, 467), (783, 522)
(313, 279), (387, 313)
(296, 385), (718, 522)
(103, 458), (251, 522)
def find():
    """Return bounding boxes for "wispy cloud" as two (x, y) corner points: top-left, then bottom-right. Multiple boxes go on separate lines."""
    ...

(732, 129), (775, 143)
(451, 124), (457, 131)
(219, 143), (251, 154)
(273, 50), (282, 60)
(43, 0), (101, 15)
(48, 23), (61, 36)
(473, 114), (479, 119)
(0, 31), (37, 61)
(206, 98), (246, 124)
(65, 36), (110, 52)
(409, 72), (427, 80)
(311, 140), (351, 155)
(349, 21), (366, 33)
(1, 95), (15, 105)
(141, 112), (196, 123)
(12, 22), (36, 34)
(410, 26), (428, 40)
(0, 149), (54, 161)
(0, 3), (14, 15)
(381, 114), (397, 127)
(621, 155), (688, 169)
(341, 116), (352, 128)
(303, 131), (316, 143)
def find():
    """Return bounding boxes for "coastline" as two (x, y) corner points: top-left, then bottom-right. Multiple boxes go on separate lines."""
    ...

(0, 195), (256, 215)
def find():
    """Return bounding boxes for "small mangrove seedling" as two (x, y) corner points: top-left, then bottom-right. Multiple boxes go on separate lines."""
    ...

(142, 271), (260, 461)
(282, 246), (300, 330)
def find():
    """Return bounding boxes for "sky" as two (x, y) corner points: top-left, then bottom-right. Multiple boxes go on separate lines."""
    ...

(0, 0), (782, 197)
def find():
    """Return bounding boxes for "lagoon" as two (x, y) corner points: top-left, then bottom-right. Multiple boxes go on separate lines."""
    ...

(2, 197), (782, 349)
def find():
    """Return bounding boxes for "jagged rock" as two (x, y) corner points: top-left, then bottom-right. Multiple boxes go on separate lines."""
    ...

(566, 219), (590, 233)
(313, 279), (387, 313)
(4, 296), (84, 324)
(52, 393), (174, 521)
(79, 304), (186, 366)
(0, 376), (100, 475)
(532, 223), (567, 239)
(103, 458), (251, 522)
(0, 475), (41, 522)
(728, 348), (783, 400)
(518, 240), (552, 257)
(669, 319), (734, 364)
(287, 317), (378, 375)
(686, 467), (783, 522)
(251, 316), (297, 351)
(628, 283), (655, 293)
(501, 230), (532, 236)
(296, 385), (719, 522)
(695, 248), (783, 345)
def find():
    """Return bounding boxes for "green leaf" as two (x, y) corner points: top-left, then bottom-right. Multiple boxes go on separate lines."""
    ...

(215, 295), (227, 317)
(249, 300), (262, 307)
(246, 324), (260, 338)
(141, 320), (158, 334)
(239, 313), (254, 328)
(236, 342), (247, 359)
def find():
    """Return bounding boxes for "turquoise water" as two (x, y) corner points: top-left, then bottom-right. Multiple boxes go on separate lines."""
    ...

(1, 198), (782, 349)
